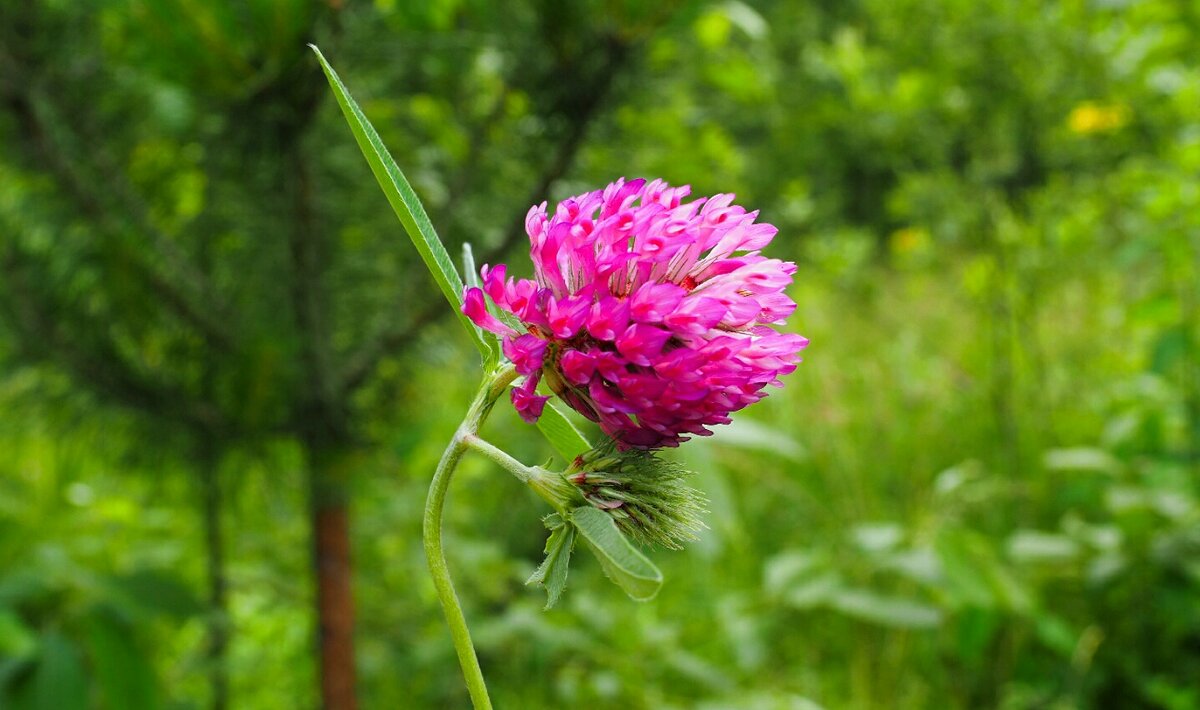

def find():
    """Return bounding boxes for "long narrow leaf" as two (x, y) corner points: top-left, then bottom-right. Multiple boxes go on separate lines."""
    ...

(309, 45), (490, 358)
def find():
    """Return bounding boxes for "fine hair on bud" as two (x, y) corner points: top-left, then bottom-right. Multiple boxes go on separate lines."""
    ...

(565, 442), (708, 550)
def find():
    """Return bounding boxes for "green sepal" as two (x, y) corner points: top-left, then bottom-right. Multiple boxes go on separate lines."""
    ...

(567, 443), (707, 549)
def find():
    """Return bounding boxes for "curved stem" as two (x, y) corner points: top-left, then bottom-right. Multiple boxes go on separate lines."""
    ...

(423, 365), (516, 710)
(424, 437), (488, 708)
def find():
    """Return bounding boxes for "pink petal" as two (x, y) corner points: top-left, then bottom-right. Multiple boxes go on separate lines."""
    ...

(546, 295), (591, 338)
(511, 373), (550, 424)
(559, 349), (596, 386)
(629, 283), (686, 323)
(481, 263), (509, 305)
(664, 296), (726, 335)
(502, 333), (549, 375)
(461, 287), (516, 336)
(615, 323), (672, 367)
(586, 296), (630, 341)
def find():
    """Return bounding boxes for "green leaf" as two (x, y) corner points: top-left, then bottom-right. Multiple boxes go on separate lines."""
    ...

(0, 610), (36, 658)
(1006, 530), (1080, 565)
(111, 569), (203, 619)
(527, 522), (576, 609)
(764, 550), (825, 596)
(716, 418), (807, 462)
(569, 506), (662, 601)
(1033, 613), (1078, 658)
(0, 656), (35, 706)
(936, 530), (999, 608)
(787, 572), (843, 609)
(955, 607), (1000, 662)
(1042, 447), (1120, 475)
(309, 45), (490, 359)
(764, 550), (844, 609)
(536, 403), (592, 463)
(31, 633), (87, 710)
(84, 609), (159, 710)
(937, 529), (1032, 613)
(830, 589), (943, 629)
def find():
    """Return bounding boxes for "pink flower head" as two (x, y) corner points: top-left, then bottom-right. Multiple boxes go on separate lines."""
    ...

(462, 178), (808, 449)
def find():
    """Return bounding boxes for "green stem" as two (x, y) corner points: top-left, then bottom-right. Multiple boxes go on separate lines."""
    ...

(463, 434), (579, 514)
(462, 435), (534, 482)
(423, 364), (517, 710)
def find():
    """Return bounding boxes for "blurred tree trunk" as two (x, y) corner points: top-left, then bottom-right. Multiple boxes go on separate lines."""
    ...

(283, 112), (359, 706)
(194, 136), (230, 710)
(308, 448), (357, 710)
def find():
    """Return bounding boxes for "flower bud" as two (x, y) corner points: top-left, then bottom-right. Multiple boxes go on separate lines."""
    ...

(564, 442), (707, 549)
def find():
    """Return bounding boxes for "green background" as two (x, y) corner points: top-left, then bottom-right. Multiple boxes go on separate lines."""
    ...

(1, 0), (1197, 708)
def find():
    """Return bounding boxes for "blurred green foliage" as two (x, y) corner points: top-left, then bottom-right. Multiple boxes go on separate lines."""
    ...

(1, 0), (1198, 708)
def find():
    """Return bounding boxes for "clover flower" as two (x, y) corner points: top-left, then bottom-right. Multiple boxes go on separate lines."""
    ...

(463, 178), (808, 449)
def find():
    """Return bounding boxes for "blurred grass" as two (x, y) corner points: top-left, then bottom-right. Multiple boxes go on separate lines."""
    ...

(2, 248), (1197, 708)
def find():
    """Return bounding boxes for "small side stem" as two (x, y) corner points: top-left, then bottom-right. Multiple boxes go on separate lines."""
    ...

(463, 434), (578, 514)
(462, 435), (534, 483)
(423, 365), (517, 710)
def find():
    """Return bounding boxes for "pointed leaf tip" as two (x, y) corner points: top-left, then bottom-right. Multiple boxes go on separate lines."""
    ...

(311, 45), (492, 361)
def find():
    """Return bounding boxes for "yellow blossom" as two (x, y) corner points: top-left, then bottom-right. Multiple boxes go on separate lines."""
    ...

(890, 226), (931, 255)
(1068, 101), (1130, 134)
